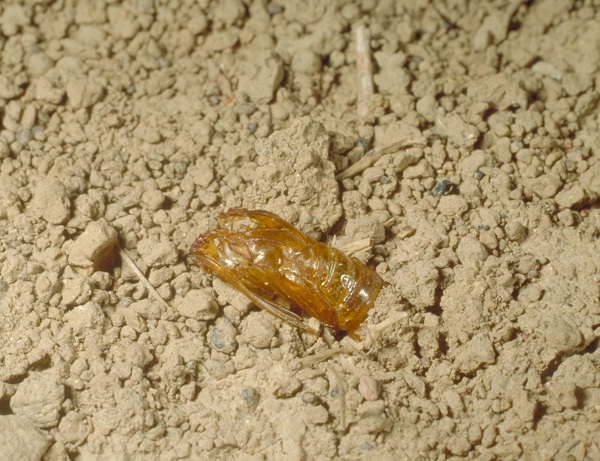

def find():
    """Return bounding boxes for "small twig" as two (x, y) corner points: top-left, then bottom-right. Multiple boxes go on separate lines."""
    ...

(370, 311), (409, 340)
(118, 245), (170, 310)
(299, 347), (354, 366)
(355, 24), (374, 124)
(336, 141), (423, 180)
(328, 366), (347, 431)
(337, 238), (373, 257)
(358, 311), (409, 351)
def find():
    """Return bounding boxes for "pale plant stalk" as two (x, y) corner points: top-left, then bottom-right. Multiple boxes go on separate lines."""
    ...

(119, 246), (170, 310)
(355, 24), (374, 124)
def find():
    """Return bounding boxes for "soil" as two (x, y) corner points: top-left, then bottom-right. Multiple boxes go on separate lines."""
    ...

(1, 1), (599, 460)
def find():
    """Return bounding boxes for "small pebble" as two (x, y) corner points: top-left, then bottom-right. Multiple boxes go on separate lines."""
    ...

(242, 311), (276, 349)
(358, 375), (379, 401)
(174, 160), (188, 176)
(531, 61), (563, 81)
(468, 425), (483, 444)
(302, 392), (321, 405)
(557, 209), (575, 227)
(141, 189), (165, 211)
(456, 236), (488, 266)
(204, 358), (235, 380)
(132, 299), (165, 320)
(240, 387), (260, 410)
(235, 101), (256, 115)
(31, 178), (71, 224)
(438, 195), (469, 216)
(436, 113), (479, 147)
(505, 221), (527, 241)
(68, 220), (118, 271)
(432, 179), (455, 197)
(16, 129), (31, 145)
(479, 230), (498, 250)
(180, 382), (196, 401)
(124, 340), (153, 369)
(291, 49), (322, 74)
(551, 382), (578, 409)
(356, 137), (370, 150)
(10, 372), (65, 428)
(209, 317), (238, 354)
(137, 239), (178, 267)
(396, 225), (416, 239)
(555, 184), (586, 209)
(303, 406), (329, 425)
(178, 289), (218, 321)
(273, 377), (302, 398)
(0, 138), (9, 159)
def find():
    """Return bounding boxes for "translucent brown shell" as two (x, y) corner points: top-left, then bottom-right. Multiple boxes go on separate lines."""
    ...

(189, 208), (385, 340)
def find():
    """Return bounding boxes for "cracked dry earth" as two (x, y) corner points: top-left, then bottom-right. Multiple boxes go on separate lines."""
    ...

(1, 1), (600, 460)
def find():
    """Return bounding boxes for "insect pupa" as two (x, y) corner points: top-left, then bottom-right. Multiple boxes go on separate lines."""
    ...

(190, 208), (385, 340)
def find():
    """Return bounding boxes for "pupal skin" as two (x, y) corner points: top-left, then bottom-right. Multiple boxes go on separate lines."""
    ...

(190, 208), (385, 340)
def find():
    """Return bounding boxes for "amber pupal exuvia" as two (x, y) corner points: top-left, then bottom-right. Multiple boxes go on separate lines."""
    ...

(190, 208), (385, 340)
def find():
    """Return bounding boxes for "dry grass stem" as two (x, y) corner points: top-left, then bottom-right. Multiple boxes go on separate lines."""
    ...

(336, 141), (423, 180)
(337, 238), (373, 257)
(355, 24), (374, 124)
(118, 246), (170, 310)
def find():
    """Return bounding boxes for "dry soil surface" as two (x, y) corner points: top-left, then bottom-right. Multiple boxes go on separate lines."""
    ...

(1, 1), (599, 460)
